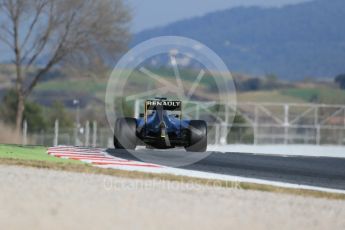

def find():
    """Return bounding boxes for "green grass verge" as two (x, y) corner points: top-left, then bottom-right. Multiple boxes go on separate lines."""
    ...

(281, 87), (345, 104)
(36, 79), (106, 93)
(0, 144), (345, 200)
(237, 90), (306, 103)
(35, 68), (219, 97)
(0, 144), (81, 164)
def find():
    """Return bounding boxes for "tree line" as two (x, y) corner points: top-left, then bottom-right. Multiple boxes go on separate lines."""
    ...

(0, 0), (131, 133)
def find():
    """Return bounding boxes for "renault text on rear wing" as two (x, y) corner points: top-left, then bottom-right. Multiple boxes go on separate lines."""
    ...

(145, 100), (182, 111)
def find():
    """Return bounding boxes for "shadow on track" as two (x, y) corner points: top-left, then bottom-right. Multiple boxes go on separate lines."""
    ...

(106, 148), (212, 167)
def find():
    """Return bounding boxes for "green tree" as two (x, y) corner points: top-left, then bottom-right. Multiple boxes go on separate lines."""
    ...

(263, 73), (280, 90)
(335, 74), (345, 89)
(24, 102), (48, 132)
(265, 73), (278, 83)
(49, 101), (73, 129)
(228, 113), (254, 144)
(0, 89), (47, 132)
(0, 0), (131, 133)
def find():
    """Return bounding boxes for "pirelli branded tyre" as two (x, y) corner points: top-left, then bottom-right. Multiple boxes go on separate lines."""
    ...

(114, 118), (137, 150)
(185, 120), (207, 152)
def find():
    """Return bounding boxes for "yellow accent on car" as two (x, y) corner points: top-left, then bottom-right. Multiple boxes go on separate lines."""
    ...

(161, 127), (166, 138)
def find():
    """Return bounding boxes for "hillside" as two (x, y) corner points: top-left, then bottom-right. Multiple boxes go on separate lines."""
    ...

(133, 0), (345, 80)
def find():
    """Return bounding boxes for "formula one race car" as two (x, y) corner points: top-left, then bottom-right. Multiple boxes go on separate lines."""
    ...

(114, 97), (207, 152)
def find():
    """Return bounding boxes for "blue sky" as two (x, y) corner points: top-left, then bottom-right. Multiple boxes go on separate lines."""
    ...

(0, 0), (312, 62)
(127, 0), (311, 32)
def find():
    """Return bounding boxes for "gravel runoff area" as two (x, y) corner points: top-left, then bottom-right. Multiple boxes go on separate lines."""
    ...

(1, 165), (345, 230)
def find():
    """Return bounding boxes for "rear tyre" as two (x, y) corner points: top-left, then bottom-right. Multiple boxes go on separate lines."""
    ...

(185, 120), (207, 152)
(114, 118), (137, 150)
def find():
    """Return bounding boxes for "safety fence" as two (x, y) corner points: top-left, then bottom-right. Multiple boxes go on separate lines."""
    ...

(20, 102), (345, 146)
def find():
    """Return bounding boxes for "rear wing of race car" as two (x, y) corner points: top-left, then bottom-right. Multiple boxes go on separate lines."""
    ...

(145, 100), (182, 111)
(144, 99), (182, 122)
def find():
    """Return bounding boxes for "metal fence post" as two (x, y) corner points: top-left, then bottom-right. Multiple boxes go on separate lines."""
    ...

(85, 120), (90, 146)
(196, 104), (200, 120)
(134, 99), (140, 118)
(284, 104), (289, 145)
(314, 106), (319, 126)
(92, 121), (97, 147)
(107, 137), (112, 148)
(53, 119), (59, 146)
(316, 125), (321, 145)
(220, 122), (227, 145)
(74, 123), (78, 146)
(22, 120), (27, 145)
(215, 124), (220, 145)
(225, 104), (229, 125)
(254, 105), (258, 145)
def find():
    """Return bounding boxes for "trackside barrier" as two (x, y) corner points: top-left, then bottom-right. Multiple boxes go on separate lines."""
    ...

(19, 101), (345, 146)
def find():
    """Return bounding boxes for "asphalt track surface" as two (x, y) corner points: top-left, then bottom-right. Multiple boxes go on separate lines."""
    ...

(106, 149), (345, 190)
